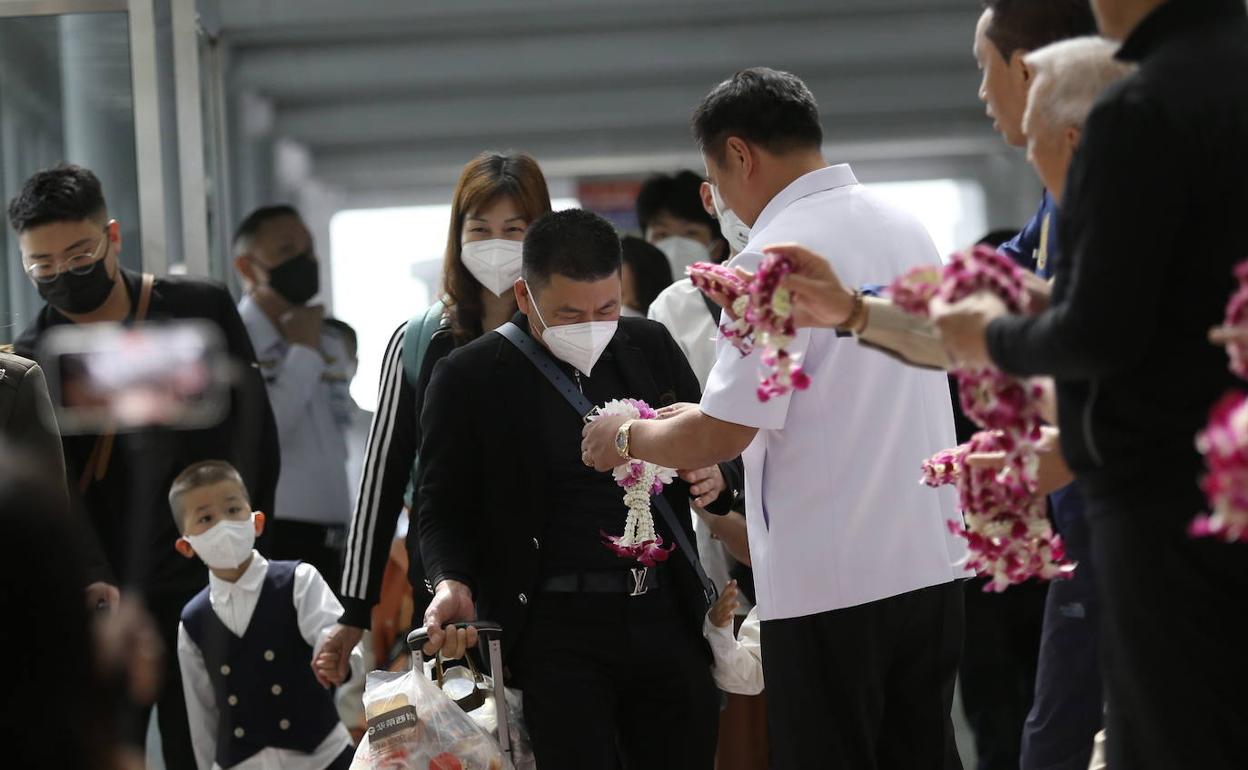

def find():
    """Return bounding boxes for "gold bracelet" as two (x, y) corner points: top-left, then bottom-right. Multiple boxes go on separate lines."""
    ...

(836, 290), (865, 333)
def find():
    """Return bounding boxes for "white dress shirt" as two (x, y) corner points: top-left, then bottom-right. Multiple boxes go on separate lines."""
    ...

(342, 400), (374, 505)
(649, 279), (751, 616)
(177, 553), (360, 770)
(703, 608), (764, 696)
(700, 164), (968, 622)
(239, 296), (352, 526)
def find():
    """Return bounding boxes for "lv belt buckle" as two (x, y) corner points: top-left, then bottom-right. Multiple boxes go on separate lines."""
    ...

(629, 567), (649, 597)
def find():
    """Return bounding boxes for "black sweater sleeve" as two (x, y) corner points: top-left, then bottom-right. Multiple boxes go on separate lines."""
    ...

(416, 352), (482, 591)
(339, 322), (418, 627)
(987, 93), (1182, 380)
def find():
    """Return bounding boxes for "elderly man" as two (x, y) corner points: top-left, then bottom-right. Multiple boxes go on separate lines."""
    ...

(935, 0), (1248, 767)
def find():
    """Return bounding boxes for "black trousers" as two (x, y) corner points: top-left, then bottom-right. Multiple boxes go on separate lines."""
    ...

(271, 519), (346, 595)
(960, 578), (1047, 770)
(1084, 482), (1248, 769)
(761, 581), (964, 770)
(509, 589), (719, 770)
(124, 591), (199, 770)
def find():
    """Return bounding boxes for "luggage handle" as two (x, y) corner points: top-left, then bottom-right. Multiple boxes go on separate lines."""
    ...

(406, 620), (503, 651)
(406, 620), (512, 758)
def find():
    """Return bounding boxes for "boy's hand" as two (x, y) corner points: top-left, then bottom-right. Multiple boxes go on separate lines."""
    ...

(708, 580), (740, 629)
(313, 623), (362, 688)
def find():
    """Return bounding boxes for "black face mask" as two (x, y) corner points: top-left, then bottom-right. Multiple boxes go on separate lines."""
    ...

(265, 251), (319, 305)
(37, 258), (116, 314)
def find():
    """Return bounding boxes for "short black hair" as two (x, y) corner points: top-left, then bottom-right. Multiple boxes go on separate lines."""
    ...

(522, 209), (621, 289)
(692, 67), (823, 161)
(8, 164), (108, 233)
(977, 228), (1019, 250)
(621, 236), (675, 314)
(323, 317), (358, 355)
(982, 0), (1096, 60)
(233, 204), (301, 252)
(635, 171), (717, 235)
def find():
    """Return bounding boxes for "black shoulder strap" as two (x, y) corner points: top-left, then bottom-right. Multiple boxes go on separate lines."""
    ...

(496, 322), (717, 605)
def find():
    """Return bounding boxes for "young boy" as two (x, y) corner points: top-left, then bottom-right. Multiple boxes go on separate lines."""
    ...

(704, 579), (763, 697)
(172, 460), (358, 770)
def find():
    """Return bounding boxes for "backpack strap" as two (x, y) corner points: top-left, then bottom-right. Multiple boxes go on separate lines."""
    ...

(402, 300), (446, 389)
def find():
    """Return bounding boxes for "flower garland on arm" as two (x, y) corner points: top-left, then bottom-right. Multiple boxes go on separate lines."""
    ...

(1191, 259), (1248, 543)
(688, 253), (810, 402)
(588, 399), (677, 566)
(895, 244), (1073, 590)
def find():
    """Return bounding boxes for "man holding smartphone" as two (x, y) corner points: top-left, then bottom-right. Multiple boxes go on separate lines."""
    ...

(10, 164), (280, 770)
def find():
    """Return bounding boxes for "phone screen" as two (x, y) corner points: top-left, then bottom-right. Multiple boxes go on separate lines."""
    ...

(40, 320), (234, 434)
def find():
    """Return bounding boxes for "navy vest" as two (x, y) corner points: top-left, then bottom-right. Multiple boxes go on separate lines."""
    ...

(181, 560), (342, 768)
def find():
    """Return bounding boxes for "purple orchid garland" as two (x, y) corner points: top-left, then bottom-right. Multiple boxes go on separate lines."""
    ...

(590, 398), (677, 566)
(688, 254), (811, 402)
(894, 244), (1074, 590)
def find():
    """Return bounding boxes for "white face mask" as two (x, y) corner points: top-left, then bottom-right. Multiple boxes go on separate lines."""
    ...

(524, 281), (618, 376)
(653, 236), (710, 277)
(461, 239), (524, 296)
(711, 185), (752, 254)
(185, 515), (257, 571)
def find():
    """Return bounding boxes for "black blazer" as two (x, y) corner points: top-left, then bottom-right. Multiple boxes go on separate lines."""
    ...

(416, 315), (742, 660)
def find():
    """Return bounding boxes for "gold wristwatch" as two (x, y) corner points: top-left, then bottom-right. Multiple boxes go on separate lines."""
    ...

(615, 419), (636, 461)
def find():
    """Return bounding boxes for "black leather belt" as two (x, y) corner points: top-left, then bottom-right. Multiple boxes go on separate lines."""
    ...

(539, 567), (663, 596)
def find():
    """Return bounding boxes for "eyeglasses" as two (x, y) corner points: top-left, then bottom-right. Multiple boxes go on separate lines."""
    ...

(25, 229), (109, 284)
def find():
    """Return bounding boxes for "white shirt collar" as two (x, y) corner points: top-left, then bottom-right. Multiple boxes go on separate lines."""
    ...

(237, 294), (284, 356)
(752, 164), (859, 235)
(208, 550), (269, 604)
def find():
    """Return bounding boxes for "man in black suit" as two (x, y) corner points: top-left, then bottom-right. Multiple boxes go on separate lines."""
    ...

(417, 209), (740, 770)
(10, 164), (280, 770)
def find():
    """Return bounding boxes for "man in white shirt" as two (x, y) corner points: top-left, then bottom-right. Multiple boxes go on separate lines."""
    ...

(234, 206), (353, 589)
(583, 67), (968, 769)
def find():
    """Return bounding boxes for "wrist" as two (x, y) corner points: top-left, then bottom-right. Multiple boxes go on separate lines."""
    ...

(836, 290), (866, 332)
(615, 418), (637, 461)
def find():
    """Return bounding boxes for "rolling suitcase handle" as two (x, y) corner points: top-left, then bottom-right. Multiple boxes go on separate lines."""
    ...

(407, 622), (511, 760)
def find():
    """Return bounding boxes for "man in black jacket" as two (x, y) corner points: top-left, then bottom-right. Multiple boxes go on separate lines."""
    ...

(418, 209), (739, 770)
(936, 1), (1248, 766)
(11, 164), (280, 770)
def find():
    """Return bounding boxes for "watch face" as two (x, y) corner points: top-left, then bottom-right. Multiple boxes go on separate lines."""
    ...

(616, 428), (628, 453)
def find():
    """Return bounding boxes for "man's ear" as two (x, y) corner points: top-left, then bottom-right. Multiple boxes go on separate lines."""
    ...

(253, 511), (266, 537)
(699, 181), (716, 218)
(175, 538), (196, 559)
(1065, 125), (1082, 151)
(725, 137), (752, 180)
(1013, 50), (1032, 84)
(514, 278), (533, 316)
(234, 253), (262, 287)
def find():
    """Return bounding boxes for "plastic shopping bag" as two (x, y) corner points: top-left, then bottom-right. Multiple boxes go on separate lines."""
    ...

(463, 678), (535, 770)
(352, 669), (510, 770)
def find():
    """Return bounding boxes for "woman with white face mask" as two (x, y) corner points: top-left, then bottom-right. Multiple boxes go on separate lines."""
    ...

(321, 153), (553, 675)
(636, 171), (730, 277)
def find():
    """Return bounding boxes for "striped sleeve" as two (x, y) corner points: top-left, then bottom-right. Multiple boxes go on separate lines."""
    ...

(339, 321), (417, 627)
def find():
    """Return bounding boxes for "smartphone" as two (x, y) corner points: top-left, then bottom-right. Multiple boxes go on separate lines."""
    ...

(40, 320), (234, 434)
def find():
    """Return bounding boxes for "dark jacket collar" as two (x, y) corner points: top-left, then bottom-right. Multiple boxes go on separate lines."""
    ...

(1118, 0), (1246, 62)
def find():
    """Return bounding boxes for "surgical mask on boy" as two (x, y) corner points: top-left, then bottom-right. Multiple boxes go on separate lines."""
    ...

(185, 515), (257, 570)
(653, 236), (709, 277)
(461, 239), (524, 296)
(711, 185), (752, 254)
(524, 281), (617, 376)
